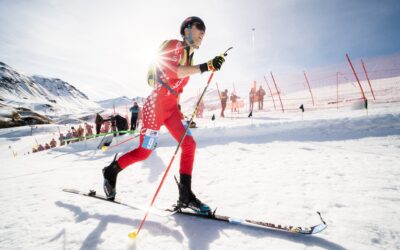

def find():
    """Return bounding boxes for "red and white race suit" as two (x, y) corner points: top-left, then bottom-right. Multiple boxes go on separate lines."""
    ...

(118, 40), (196, 175)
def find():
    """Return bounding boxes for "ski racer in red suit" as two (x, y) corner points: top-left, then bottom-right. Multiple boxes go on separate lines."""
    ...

(102, 16), (225, 212)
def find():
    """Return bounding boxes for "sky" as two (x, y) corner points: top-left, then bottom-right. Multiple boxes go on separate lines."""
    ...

(1, 0), (400, 101)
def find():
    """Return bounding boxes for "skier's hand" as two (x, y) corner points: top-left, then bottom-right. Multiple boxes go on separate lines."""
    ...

(200, 56), (225, 73)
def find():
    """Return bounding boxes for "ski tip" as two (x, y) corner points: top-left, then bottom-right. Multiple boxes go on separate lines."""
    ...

(311, 223), (328, 234)
(128, 231), (138, 239)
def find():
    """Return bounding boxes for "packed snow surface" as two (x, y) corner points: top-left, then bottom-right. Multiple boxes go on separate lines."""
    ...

(1, 78), (400, 249)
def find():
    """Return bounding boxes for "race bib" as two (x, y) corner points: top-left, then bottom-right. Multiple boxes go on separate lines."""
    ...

(142, 129), (159, 150)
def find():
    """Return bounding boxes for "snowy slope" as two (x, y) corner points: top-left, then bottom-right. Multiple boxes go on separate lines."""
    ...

(1, 89), (400, 249)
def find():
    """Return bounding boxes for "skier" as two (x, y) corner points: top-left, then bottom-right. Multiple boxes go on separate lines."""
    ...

(102, 16), (225, 212)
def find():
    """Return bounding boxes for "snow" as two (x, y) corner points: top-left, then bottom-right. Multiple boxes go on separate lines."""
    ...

(1, 78), (400, 250)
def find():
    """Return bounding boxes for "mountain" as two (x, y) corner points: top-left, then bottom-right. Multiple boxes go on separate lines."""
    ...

(0, 62), (100, 114)
(0, 62), (102, 127)
(96, 96), (146, 109)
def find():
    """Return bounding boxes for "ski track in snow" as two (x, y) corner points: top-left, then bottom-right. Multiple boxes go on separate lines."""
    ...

(1, 102), (400, 249)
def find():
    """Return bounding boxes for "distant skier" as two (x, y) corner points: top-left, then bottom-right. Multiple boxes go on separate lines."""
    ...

(102, 16), (225, 212)
(129, 102), (140, 131)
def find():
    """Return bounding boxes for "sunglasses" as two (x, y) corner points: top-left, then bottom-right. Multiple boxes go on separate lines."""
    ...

(191, 22), (206, 32)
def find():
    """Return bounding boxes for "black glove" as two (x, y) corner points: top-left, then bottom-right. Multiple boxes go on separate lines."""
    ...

(200, 56), (225, 73)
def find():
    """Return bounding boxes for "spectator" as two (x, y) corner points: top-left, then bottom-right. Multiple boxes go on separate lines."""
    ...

(37, 144), (44, 151)
(110, 116), (117, 136)
(102, 121), (110, 133)
(129, 102), (141, 131)
(84, 122), (94, 137)
(220, 89), (228, 117)
(77, 125), (84, 140)
(71, 127), (78, 143)
(249, 87), (256, 112)
(95, 113), (104, 135)
(230, 92), (239, 112)
(59, 133), (65, 146)
(50, 138), (57, 148)
(257, 86), (266, 110)
(45, 143), (51, 150)
(65, 130), (72, 145)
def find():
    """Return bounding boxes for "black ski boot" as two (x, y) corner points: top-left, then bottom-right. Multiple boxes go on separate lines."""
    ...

(176, 174), (211, 214)
(102, 154), (122, 201)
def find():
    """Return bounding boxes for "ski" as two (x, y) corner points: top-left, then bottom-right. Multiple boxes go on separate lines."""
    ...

(63, 188), (327, 235)
(168, 208), (327, 235)
(62, 188), (174, 217)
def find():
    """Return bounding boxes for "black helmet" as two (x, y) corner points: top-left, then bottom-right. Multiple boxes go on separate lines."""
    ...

(180, 16), (206, 36)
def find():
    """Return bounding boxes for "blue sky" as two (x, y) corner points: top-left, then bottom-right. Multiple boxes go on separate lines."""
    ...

(1, 0), (399, 100)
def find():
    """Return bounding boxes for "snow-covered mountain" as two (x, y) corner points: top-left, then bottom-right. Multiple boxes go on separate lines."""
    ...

(0, 62), (101, 115)
(0, 62), (103, 127)
(96, 96), (146, 110)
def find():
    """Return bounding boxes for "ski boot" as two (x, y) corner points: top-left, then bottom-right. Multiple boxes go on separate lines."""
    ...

(176, 174), (211, 215)
(102, 154), (122, 201)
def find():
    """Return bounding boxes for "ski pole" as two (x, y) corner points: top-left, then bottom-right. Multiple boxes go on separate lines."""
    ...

(128, 47), (233, 239)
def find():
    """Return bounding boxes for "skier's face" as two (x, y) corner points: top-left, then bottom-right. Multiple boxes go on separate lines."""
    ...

(187, 23), (205, 49)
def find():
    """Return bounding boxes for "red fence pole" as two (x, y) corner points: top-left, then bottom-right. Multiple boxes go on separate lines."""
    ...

(303, 71), (315, 106)
(346, 54), (367, 100)
(361, 59), (376, 100)
(263, 75), (276, 110)
(270, 71), (284, 112)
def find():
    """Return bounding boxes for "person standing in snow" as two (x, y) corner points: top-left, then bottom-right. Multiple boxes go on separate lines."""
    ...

(129, 102), (140, 131)
(257, 86), (266, 110)
(230, 92), (239, 112)
(84, 122), (93, 136)
(59, 133), (65, 146)
(77, 125), (84, 140)
(95, 113), (103, 135)
(102, 16), (225, 212)
(249, 87), (256, 112)
(220, 89), (228, 117)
